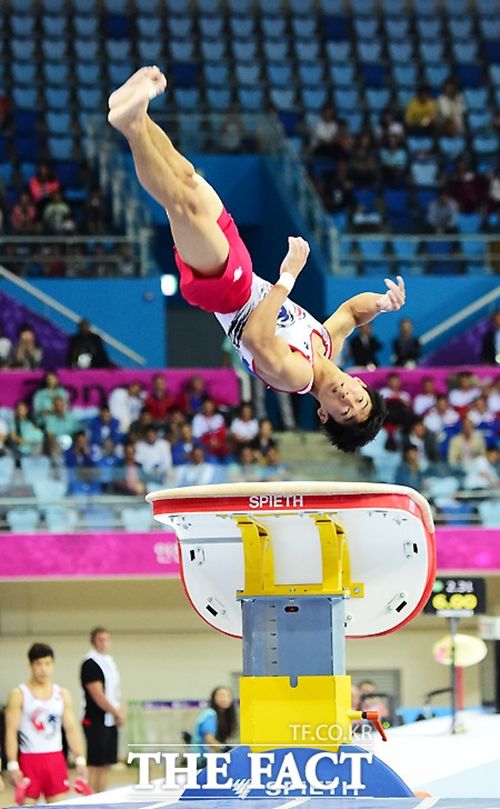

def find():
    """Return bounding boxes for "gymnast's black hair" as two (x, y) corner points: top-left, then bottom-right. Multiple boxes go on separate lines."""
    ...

(321, 386), (387, 453)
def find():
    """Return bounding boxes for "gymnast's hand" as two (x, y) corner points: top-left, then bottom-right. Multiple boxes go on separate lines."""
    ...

(279, 236), (310, 280)
(376, 275), (406, 312)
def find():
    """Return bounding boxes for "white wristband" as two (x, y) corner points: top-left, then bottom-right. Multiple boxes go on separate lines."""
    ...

(275, 272), (295, 295)
(75, 756), (87, 766)
(7, 761), (20, 772)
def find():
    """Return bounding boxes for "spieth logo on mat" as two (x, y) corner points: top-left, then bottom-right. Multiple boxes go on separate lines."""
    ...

(248, 494), (305, 509)
(128, 750), (372, 797)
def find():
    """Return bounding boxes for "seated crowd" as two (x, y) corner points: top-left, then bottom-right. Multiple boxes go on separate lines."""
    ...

(365, 369), (500, 525)
(0, 372), (292, 514)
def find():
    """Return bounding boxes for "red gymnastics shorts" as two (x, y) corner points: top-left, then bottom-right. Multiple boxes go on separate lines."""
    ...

(19, 751), (69, 800)
(174, 208), (253, 314)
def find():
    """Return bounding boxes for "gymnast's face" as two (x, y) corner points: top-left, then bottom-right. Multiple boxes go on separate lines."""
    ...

(317, 374), (372, 425)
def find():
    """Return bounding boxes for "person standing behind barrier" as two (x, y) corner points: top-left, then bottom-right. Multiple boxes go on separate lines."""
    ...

(191, 687), (237, 767)
(80, 628), (125, 794)
(5, 642), (88, 805)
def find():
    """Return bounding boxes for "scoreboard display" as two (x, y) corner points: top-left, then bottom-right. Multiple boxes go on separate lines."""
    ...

(424, 577), (486, 618)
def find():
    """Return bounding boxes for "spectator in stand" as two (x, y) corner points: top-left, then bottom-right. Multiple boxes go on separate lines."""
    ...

(84, 187), (108, 234)
(29, 161), (61, 215)
(112, 442), (147, 496)
(8, 399), (45, 461)
(424, 393), (462, 433)
(134, 424), (173, 483)
(0, 324), (12, 367)
(404, 85), (438, 133)
(43, 189), (72, 234)
(43, 395), (82, 457)
(229, 402), (259, 454)
(310, 102), (338, 158)
(379, 371), (414, 447)
(109, 381), (145, 433)
(171, 422), (203, 466)
(395, 444), (426, 489)
(348, 323), (382, 369)
(32, 370), (69, 424)
(426, 187), (459, 233)
(320, 160), (356, 217)
(260, 445), (292, 482)
(7, 323), (43, 370)
(114, 242), (138, 277)
(463, 446), (500, 491)
(127, 407), (154, 443)
(95, 438), (123, 490)
(393, 318), (421, 368)
(480, 310), (500, 365)
(374, 106), (405, 144)
(348, 131), (379, 189)
(191, 397), (228, 461)
(67, 319), (110, 369)
(144, 374), (176, 431)
(89, 405), (123, 451)
(436, 79), (466, 137)
(487, 376), (500, 414)
(413, 376), (439, 417)
(220, 102), (247, 154)
(403, 417), (442, 472)
(467, 394), (499, 449)
(448, 371), (483, 416)
(0, 414), (8, 456)
(165, 407), (187, 444)
(379, 371), (412, 407)
(249, 417), (277, 461)
(11, 190), (39, 234)
(64, 430), (97, 470)
(448, 416), (487, 473)
(380, 133), (408, 188)
(332, 118), (355, 162)
(446, 156), (486, 214)
(227, 444), (262, 483)
(174, 445), (221, 487)
(177, 374), (209, 418)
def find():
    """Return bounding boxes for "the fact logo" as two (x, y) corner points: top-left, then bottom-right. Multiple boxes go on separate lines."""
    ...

(127, 749), (373, 798)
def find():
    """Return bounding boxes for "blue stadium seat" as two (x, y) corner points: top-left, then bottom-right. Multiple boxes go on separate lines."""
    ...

(261, 14), (286, 37)
(448, 17), (473, 40)
(137, 39), (163, 62)
(479, 17), (500, 39)
(105, 39), (132, 60)
(484, 40), (500, 62)
(301, 86), (329, 111)
(6, 508), (40, 533)
(77, 86), (104, 110)
(136, 14), (161, 37)
(173, 87), (202, 110)
(14, 135), (42, 161)
(472, 133), (500, 155)
(290, 0), (315, 11)
(104, 14), (132, 39)
(415, 18), (442, 39)
(380, 0), (406, 11)
(295, 39), (321, 61)
(227, 0), (253, 10)
(393, 62), (418, 87)
(443, 0), (468, 12)
(418, 40), (445, 63)
(206, 87), (232, 110)
(198, 0), (223, 11)
(134, 0), (160, 10)
(170, 61), (198, 88)
(354, 188), (378, 212)
(76, 62), (101, 85)
(488, 64), (500, 85)
(406, 135), (434, 156)
(325, 41), (352, 62)
(44, 86), (72, 109)
(463, 87), (489, 110)
(329, 63), (355, 86)
(10, 13), (36, 36)
(11, 61), (38, 85)
(297, 62), (324, 86)
(108, 61), (137, 87)
(43, 61), (70, 85)
(73, 0), (98, 10)
(460, 238), (485, 257)
(342, 111), (364, 134)
(203, 61), (230, 85)
(477, 0), (499, 13)
(322, 15), (350, 41)
(228, 14), (255, 37)
(393, 239), (420, 259)
(413, 0), (439, 14)
(41, 0), (66, 10)
(411, 159), (439, 186)
(365, 88), (391, 111)
(457, 64), (483, 87)
(170, 41), (196, 61)
(353, 17), (379, 39)
(73, 14), (99, 36)
(468, 110), (494, 131)
(318, 0), (344, 12)
(357, 40), (383, 61)
(361, 63), (388, 87)
(11, 38), (37, 60)
(257, 0), (283, 11)
(13, 109), (39, 133)
(438, 136), (466, 161)
(269, 87), (296, 109)
(230, 39), (257, 60)
(41, 39), (68, 60)
(452, 41), (478, 63)
(277, 109), (300, 135)
(237, 86), (264, 110)
(424, 63), (451, 89)
(47, 136), (76, 160)
(267, 62), (293, 86)
(46, 111), (72, 135)
(166, 14), (191, 36)
(41, 13), (67, 36)
(74, 38), (100, 60)
(291, 15), (316, 38)
(0, 162), (14, 186)
(198, 14), (224, 38)
(334, 88), (359, 111)
(385, 17), (410, 39)
(263, 39), (289, 61)
(388, 41), (413, 63)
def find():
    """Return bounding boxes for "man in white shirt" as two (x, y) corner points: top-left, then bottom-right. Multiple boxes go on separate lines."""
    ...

(134, 425), (173, 482)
